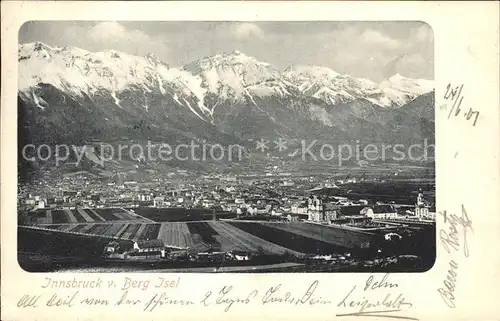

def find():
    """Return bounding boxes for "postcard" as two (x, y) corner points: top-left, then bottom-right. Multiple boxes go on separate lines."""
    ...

(1, 1), (499, 320)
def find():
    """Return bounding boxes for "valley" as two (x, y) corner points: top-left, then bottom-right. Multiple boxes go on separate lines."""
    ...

(16, 33), (436, 274)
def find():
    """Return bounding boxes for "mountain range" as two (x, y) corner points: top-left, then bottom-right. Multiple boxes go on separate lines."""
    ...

(18, 42), (435, 170)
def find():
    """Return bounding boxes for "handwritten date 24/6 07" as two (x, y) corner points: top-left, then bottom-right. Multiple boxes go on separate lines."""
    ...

(441, 83), (480, 127)
(437, 205), (473, 308)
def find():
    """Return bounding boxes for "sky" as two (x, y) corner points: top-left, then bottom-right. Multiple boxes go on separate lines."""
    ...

(19, 21), (433, 82)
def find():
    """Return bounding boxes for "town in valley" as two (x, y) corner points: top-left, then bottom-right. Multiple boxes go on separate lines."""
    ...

(18, 163), (436, 272)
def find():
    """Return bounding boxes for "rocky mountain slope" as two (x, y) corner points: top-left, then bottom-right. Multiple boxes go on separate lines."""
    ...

(18, 42), (435, 160)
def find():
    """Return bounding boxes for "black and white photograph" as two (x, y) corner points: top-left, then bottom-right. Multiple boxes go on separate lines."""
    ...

(17, 21), (436, 273)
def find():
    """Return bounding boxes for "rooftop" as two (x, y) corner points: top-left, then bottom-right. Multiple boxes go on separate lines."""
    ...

(135, 239), (165, 249)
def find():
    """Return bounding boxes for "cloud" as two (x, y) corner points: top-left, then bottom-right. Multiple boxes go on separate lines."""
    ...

(88, 22), (128, 41)
(414, 25), (433, 43)
(291, 25), (432, 81)
(62, 21), (170, 59)
(402, 53), (428, 69)
(232, 23), (265, 40)
(360, 29), (400, 50)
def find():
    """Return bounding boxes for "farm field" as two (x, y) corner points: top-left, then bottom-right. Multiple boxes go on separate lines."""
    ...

(228, 222), (349, 255)
(157, 222), (194, 249)
(21, 221), (308, 256)
(129, 208), (235, 222)
(95, 208), (144, 221)
(18, 226), (134, 270)
(20, 208), (151, 225)
(128, 208), (206, 222)
(201, 212), (238, 220)
(20, 219), (388, 258)
(186, 222), (221, 252)
(20, 207), (237, 226)
(33, 223), (162, 242)
(260, 222), (376, 249)
(208, 221), (302, 256)
(313, 180), (435, 205)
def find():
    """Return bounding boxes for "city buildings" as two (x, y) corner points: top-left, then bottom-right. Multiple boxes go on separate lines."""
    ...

(18, 171), (435, 225)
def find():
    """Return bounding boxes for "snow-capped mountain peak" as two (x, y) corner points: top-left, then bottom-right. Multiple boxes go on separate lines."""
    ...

(284, 65), (340, 82)
(284, 65), (382, 106)
(18, 42), (434, 119)
(18, 42), (212, 120)
(18, 42), (436, 153)
(378, 73), (435, 106)
(385, 73), (434, 93)
(282, 65), (434, 107)
(182, 50), (283, 100)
